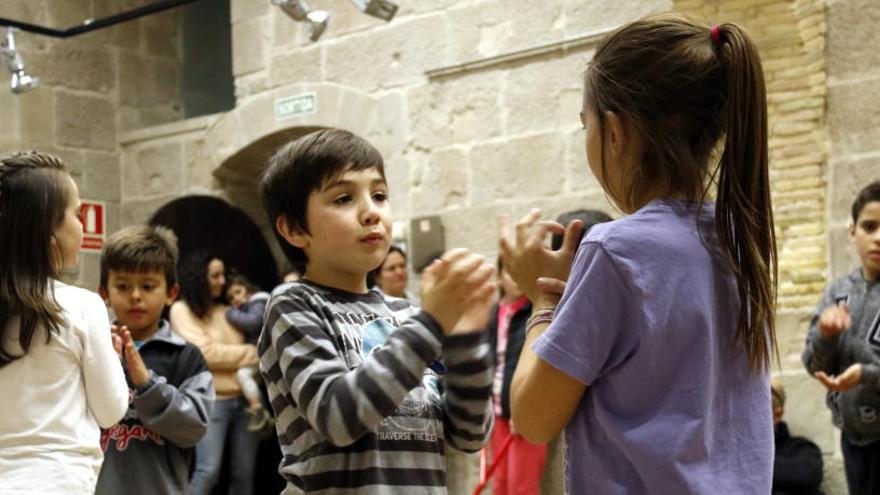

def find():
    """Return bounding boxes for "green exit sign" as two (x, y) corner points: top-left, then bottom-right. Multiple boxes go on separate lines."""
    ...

(275, 93), (317, 120)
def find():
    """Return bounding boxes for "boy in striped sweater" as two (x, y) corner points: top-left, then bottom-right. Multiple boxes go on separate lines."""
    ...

(258, 128), (496, 494)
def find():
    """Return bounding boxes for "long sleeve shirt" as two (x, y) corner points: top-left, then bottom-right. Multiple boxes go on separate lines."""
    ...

(170, 300), (258, 399)
(0, 280), (129, 495)
(96, 320), (215, 495)
(258, 280), (494, 494)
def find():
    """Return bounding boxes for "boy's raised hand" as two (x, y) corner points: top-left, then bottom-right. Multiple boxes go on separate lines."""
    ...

(421, 248), (496, 335)
(499, 209), (582, 306)
(818, 305), (851, 338)
(110, 325), (124, 359)
(815, 363), (862, 392)
(116, 326), (150, 388)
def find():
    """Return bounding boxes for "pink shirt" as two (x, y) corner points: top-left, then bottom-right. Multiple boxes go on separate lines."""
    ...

(492, 296), (528, 416)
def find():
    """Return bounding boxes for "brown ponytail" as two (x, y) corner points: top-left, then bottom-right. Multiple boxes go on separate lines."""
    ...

(714, 24), (777, 372)
(585, 14), (777, 372)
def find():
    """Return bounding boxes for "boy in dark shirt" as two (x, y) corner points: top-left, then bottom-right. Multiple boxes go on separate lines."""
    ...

(95, 225), (215, 494)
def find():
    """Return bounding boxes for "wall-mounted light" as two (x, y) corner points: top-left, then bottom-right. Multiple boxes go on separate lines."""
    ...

(1, 27), (40, 94)
(273, 0), (330, 42)
(349, 0), (398, 21)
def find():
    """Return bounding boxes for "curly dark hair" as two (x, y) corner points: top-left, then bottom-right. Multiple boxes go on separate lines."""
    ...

(178, 250), (224, 319)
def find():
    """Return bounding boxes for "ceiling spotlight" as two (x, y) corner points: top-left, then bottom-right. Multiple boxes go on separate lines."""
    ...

(273, 0), (330, 42)
(1, 27), (40, 94)
(350, 0), (398, 21)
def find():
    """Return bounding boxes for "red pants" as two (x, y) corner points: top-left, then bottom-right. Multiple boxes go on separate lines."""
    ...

(489, 417), (549, 495)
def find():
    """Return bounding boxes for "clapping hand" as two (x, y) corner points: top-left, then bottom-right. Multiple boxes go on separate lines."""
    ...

(112, 324), (150, 388)
(421, 248), (497, 334)
(499, 209), (582, 307)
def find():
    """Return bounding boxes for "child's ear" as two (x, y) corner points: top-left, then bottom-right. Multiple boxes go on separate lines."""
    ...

(849, 221), (857, 239)
(98, 286), (109, 302)
(166, 283), (180, 306)
(276, 215), (309, 249)
(604, 110), (633, 159)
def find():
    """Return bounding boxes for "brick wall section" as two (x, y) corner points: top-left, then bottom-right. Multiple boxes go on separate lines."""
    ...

(674, 0), (829, 315)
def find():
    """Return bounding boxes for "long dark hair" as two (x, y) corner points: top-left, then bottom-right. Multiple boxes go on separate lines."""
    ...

(586, 14), (777, 371)
(178, 250), (223, 319)
(0, 151), (72, 368)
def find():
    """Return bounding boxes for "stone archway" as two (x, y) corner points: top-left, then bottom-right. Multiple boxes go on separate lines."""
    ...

(203, 82), (385, 184)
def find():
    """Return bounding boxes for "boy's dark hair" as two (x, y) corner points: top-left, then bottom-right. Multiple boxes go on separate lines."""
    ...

(551, 209), (613, 250)
(261, 128), (386, 265)
(100, 225), (179, 291)
(851, 181), (880, 224)
(0, 151), (70, 368)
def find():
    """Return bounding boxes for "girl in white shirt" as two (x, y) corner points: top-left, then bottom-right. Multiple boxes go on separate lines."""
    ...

(0, 151), (129, 494)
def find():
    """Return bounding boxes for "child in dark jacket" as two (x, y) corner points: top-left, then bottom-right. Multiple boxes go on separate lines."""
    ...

(771, 378), (823, 495)
(95, 225), (215, 495)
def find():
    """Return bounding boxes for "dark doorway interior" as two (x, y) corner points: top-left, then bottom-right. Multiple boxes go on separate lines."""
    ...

(149, 195), (279, 290)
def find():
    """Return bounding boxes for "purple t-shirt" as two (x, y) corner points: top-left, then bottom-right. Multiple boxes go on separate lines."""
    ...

(533, 199), (772, 494)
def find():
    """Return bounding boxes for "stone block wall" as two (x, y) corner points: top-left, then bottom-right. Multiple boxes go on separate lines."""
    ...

(0, 0), (182, 290)
(826, 0), (880, 278)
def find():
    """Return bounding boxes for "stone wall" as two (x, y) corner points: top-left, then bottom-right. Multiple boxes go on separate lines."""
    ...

(826, 0), (880, 277)
(0, 0), (182, 290)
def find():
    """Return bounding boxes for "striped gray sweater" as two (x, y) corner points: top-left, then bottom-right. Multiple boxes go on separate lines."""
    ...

(258, 280), (494, 494)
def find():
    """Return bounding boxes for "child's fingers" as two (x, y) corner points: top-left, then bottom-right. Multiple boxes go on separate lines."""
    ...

(440, 247), (470, 265)
(515, 209), (542, 247)
(561, 219), (585, 254)
(446, 252), (487, 284)
(462, 261), (495, 291)
(111, 334), (123, 356)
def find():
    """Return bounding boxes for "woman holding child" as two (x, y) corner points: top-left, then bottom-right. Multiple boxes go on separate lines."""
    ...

(170, 250), (259, 495)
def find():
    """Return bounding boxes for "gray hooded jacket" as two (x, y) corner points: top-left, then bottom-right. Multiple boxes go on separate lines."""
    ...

(95, 320), (215, 494)
(803, 268), (880, 445)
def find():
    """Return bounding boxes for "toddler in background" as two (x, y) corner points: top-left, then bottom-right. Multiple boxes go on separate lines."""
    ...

(225, 272), (272, 432)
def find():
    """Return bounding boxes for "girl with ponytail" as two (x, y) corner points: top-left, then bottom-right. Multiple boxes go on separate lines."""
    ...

(500, 14), (777, 494)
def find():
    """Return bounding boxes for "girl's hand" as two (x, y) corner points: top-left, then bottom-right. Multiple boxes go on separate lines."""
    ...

(499, 209), (582, 305)
(815, 363), (862, 392)
(421, 248), (496, 334)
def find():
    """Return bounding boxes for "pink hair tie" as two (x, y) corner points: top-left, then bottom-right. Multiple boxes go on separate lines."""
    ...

(711, 25), (721, 45)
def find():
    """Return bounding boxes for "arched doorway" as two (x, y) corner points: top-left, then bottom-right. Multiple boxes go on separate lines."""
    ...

(149, 195), (279, 290)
